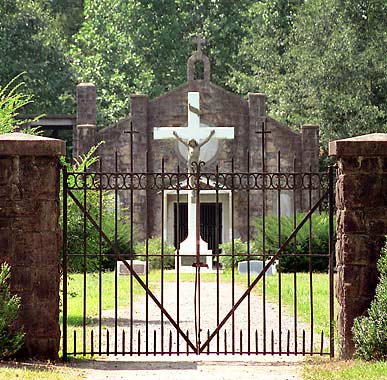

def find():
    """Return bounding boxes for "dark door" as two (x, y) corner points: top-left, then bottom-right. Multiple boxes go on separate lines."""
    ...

(173, 203), (222, 250)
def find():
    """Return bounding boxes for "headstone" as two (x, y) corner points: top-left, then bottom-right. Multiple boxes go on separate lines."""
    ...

(117, 260), (147, 276)
(238, 260), (277, 275)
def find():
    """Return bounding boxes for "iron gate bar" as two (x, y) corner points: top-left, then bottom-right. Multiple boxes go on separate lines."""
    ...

(199, 187), (330, 353)
(145, 150), (150, 355)
(64, 187), (197, 354)
(308, 165), (314, 354)
(247, 151), (251, 354)
(176, 164), (181, 355)
(195, 161), (201, 354)
(161, 158), (165, 353)
(125, 121), (139, 355)
(257, 121), (270, 354)
(114, 152), (119, 354)
(277, 151), (282, 354)
(98, 159), (103, 354)
(293, 157), (298, 353)
(62, 166), (68, 359)
(82, 172), (87, 355)
(215, 164), (220, 354)
(231, 158), (235, 354)
(328, 165), (335, 357)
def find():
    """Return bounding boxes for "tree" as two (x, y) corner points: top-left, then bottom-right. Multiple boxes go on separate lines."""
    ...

(229, 0), (387, 148)
(0, 0), (75, 115)
(70, 0), (253, 125)
(70, 0), (155, 125)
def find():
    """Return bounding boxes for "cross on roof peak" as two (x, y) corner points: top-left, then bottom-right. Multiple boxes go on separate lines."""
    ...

(193, 34), (206, 53)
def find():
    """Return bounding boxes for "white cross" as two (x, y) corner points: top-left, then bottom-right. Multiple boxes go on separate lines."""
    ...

(154, 92), (234, 270)
(153, 92), (234, 143)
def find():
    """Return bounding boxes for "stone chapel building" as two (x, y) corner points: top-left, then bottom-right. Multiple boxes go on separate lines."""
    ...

(73, 45), (319, 248)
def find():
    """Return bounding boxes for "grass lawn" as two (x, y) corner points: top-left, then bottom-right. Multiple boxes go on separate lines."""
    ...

(64, 270), (333, 336)
(303, 359), (387, 380)
(0, 362), (83, 380)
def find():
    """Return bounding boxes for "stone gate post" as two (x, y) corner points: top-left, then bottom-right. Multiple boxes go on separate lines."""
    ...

(329, 133), (387, 358)
(0, 133), (64, 359)
(73, 83), (96, 158)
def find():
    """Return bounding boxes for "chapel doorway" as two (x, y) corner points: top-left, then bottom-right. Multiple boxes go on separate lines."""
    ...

(173, 203), (223, 251)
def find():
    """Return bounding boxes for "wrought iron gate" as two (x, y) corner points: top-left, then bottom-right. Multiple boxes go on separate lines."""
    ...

(62, 129), (335, 359)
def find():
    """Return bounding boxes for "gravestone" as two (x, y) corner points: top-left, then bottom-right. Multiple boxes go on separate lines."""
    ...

(238, 260), (277, 275)
(117, 260), (147, 276)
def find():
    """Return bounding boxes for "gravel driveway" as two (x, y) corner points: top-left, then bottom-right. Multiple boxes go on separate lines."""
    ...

(93, 279), (324, 356)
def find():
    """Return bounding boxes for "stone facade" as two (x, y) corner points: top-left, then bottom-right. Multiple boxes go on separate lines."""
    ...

(74, 49), (319, 244)
(329, 133), (387, 358)
(0, 133), (64, 359)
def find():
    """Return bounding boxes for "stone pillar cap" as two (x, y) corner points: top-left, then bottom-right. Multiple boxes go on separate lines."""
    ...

(0, 132), (65, 156)
(329, 133), (387, 157)
(77, 82), (95, 87)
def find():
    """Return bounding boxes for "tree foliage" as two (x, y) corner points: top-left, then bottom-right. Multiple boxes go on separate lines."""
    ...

(229, 0), (387, 148)
(0, 0), (76, 115)
(70, 0), (253, 125)
(1, 0), (386, 146)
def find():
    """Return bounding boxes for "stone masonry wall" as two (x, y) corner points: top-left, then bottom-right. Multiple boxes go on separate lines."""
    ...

(0, 133), (64, 359)
(329, 133), (387, 358)
(76, 78), (319, 245)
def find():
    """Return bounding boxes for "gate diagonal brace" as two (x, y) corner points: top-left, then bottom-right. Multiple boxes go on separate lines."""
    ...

(67, 189), (197, 353)
(199, 189), (329, 353)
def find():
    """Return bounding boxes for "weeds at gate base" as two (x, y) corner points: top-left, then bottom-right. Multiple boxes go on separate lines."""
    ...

(303, 358), (387, 380)
(0, 361), (84, 380)
(0, 263), (25, 359)
(352, 242), (387, 360)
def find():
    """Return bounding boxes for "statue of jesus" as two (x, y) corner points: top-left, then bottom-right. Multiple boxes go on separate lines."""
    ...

(173, 129), (215, 173)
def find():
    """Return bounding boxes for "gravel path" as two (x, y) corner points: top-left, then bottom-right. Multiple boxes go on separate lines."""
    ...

(86, 280), (324, 355)
(76, 355), (304, 380)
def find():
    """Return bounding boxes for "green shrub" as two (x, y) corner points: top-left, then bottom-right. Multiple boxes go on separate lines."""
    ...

(0, 263), (25, 359)
(219, 213), (332, 272)
(66, 196), (132, 272)
(135, 237), (175, 270)
(353, 244), (387, 360)
(0, 74), (33, 134)
(62, 147), (133, 273)
(255, 212), (332, 272)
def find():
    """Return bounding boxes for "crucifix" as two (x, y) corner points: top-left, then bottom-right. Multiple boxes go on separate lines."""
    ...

(154, 92), (234, 171)
(153, 92), (234, 271)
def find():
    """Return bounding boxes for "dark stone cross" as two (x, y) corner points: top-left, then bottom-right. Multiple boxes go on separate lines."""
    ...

(193, 34), (206, 53)
(124, 121), (139, 171)
(256, 121), (271, 172)
(255, 121), (271, 139)
(124, 121), (139, 138)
